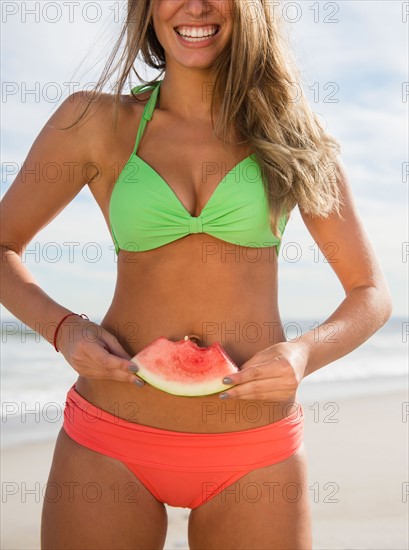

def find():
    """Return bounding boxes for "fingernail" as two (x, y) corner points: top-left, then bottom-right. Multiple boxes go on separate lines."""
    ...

(222, 377), (232, 385)
(133, 379), (145, 387)
(219, 393), (230, 400)
(128, 365), (139, 372)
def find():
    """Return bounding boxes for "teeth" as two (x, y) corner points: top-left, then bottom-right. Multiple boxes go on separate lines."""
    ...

(176, 26), (219, 38)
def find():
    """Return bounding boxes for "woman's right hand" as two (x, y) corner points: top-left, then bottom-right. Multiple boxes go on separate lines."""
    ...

(55, 316), (145, 387)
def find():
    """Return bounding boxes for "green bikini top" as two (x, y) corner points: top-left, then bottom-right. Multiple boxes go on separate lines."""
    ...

(109, 79), (289, 255)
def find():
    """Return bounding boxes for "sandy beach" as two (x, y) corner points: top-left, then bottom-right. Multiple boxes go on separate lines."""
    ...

(1, 388), (408, 550)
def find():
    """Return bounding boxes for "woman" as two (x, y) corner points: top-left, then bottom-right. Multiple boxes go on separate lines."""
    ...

(0, 1), (393, 549)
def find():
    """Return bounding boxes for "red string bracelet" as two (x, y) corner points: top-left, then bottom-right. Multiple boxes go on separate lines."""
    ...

(53, 313), (89, 352)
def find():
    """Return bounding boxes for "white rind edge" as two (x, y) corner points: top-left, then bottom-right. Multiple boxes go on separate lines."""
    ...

(130, 358), (235, 397)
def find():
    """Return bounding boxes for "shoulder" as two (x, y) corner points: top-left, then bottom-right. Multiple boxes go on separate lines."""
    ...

(58, 88), (153, 166)
(63, 86), (154, 125)
(59, 88), (151, 132)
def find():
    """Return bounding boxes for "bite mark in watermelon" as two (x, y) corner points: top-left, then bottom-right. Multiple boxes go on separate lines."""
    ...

(130, 335), (239, 396)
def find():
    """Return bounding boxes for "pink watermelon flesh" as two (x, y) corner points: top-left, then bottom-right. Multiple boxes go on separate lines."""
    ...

(130, 336), (239, 396)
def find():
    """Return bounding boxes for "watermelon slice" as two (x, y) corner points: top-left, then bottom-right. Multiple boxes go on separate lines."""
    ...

(130, 335), (239, 397)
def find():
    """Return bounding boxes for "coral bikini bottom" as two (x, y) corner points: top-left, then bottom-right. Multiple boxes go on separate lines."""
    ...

(62, 383), (304, 509)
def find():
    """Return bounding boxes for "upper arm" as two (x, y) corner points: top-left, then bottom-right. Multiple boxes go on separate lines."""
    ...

(0, 92), (98, 256)
(299, 158), (390, 295)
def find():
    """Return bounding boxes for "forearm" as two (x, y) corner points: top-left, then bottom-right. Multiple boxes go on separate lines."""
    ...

(1, 246), (75, 346)
(292, 284), (393, 378)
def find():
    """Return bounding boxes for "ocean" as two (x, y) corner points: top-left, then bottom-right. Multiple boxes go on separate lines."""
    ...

(1, 316), (407, 448)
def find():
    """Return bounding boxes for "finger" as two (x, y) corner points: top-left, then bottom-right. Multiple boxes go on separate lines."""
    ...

(239, 349), (282, 370)
(222, 358), (283, 386)
(219, 380), (290, 401)
(98, 331), (146, 387)
(82, 343), (144, 386)
(100, 358), (146, 386)
(100, 329), (132, 361)
(96, 329), (146, 386)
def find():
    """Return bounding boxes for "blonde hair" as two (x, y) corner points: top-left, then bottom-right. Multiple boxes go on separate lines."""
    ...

(64, 0), (344, 239)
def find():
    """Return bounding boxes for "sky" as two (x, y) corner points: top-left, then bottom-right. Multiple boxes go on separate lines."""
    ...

(1, 0), (408, 326)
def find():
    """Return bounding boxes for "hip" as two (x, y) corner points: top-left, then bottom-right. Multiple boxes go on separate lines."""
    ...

(74, 375), (301, 433)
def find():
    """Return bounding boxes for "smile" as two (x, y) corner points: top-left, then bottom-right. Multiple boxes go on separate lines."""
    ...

(174, 25), (220, 43)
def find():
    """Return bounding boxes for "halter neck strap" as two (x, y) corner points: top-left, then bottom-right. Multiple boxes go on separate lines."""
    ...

(131, 80), (162, 155)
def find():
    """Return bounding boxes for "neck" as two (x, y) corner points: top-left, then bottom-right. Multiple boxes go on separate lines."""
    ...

(158, 71), (221, 122)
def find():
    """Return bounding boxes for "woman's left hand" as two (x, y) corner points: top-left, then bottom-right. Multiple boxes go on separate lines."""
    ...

(219, 341), (309, 401)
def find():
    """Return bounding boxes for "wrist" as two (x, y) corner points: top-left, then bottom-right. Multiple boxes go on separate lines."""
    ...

(54, 313), (90, 352)
(289, 337), (311, 381)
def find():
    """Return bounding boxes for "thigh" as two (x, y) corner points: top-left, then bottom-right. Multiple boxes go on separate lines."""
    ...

(41, 427), (168, 550)
(188, 442), (312, 550)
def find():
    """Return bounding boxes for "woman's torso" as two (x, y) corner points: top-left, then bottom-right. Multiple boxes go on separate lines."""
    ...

(76, 82), (294, 433)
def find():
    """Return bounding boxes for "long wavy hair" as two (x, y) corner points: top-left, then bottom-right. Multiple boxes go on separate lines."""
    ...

(64, 0), (343, 240)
